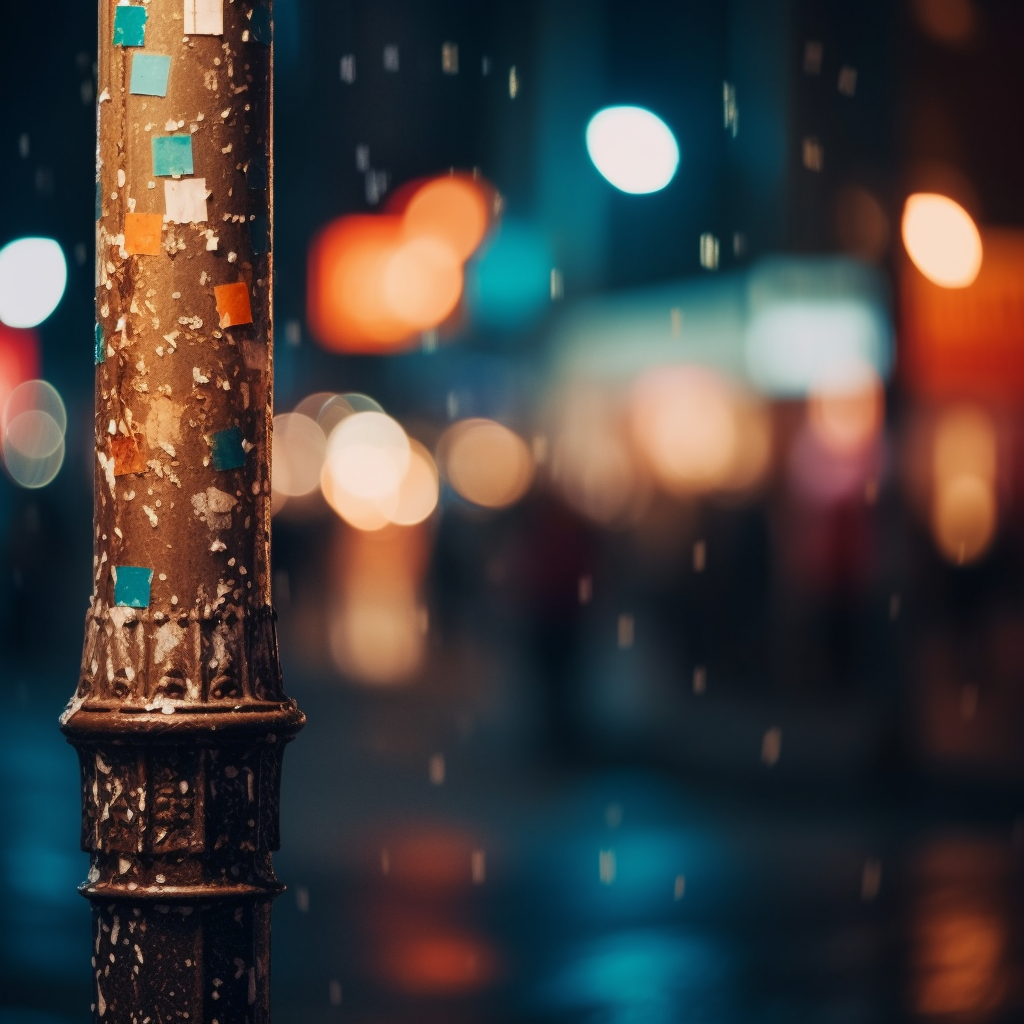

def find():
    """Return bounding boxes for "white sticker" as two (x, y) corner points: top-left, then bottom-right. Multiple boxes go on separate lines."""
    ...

(184, 0), (223, 35)
(164, 178), (209, 224)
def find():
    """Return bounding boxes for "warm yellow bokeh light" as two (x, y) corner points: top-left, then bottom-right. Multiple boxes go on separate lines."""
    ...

(630, 368), (736, 492)
(321, 413), (438, 531)
(329, 589), (425, 684)
(928, 405), (998, 566)
(321, 461), (394, 531)
(384, 236), (463, 330)
(902, 193), (982, 288)
(326, 412), (410, 501)
(629, 366), (770, 496)
(390, 439), (440, 526)
(933, 405), (996, 485)
(932, 475), (996, 565)
(439, 419), (534, 509)
(272, 412), (327, 497)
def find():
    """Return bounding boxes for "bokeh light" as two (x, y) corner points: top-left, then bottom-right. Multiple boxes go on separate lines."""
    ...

(1, 379), (67, 488)
(272, 412), (327, 498)
(585, 106), (680, 194)
(745, 299), (891, 397)
(329, 587), (425, 682)
(0, 238), (67, 328)
(550, 387), (649, 527)
(326, 411), (410, 501)
(807, 359), (885, 455)
(930, 405), (998, 565)
(910, 0), (977, 45)
(398, 175), (492, 261)
(438, 419), (534, 509)
(320, 410), (438, 531)
(308, 215), (409, 351)
(932, 475), (996, 565)
(902, 193), (983, 288)
(389, 439), (440, 526)
(0, 324), (41, 415)
(328, 524), (429, 685)
(309, 175), (495, 352)
(465, 220), (553, 332)
(383, 235), (463, 329)
(629, 366), (770, 496)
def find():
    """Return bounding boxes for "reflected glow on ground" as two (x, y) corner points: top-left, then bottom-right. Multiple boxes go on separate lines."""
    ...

(539, 928), (731, 1022)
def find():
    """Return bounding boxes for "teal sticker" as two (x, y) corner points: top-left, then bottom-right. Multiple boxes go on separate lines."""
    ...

(94, 323), (105, 365)
(250, 4), (271, 43)
(113, 5), (147, 47)
(130, 54), (171, 97)
(95, 176), (102, 220)
(246, 154), (268, 190)
(113, 565), (153, 608)
(209, 426), (247, 471)
(152, 135), (194, 177)
(249, 213), (269, 255)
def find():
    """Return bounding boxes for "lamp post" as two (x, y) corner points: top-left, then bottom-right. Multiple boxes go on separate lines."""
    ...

(61, 1), (303, 1021)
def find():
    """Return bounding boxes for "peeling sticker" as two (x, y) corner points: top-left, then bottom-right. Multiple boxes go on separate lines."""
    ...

(208, 426), (247, 471)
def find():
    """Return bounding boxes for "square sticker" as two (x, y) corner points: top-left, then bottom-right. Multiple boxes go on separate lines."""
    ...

(113, 565), (154, 608)
(113, 5), (147, 47)
(130, 54), (172, 97)
(110, 434), (147, 475)
(184, 0), (223, 34)
(164, 178), (208, 223)
(152, 135), (194, 177)
(214, 281), (253, 328)
(124, 212), (163, 255)
(208, 426), (247, 471)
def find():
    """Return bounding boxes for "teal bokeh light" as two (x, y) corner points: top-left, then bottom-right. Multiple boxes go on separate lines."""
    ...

(466, 221), (553, 333)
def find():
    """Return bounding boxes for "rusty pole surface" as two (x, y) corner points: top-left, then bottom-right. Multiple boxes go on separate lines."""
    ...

(61, 1), (303, 1021)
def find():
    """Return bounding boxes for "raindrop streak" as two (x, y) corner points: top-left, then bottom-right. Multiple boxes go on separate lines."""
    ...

(599, 849), (616, 885)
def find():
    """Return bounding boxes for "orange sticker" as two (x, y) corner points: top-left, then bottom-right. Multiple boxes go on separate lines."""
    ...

(124, 212), (163, 256)
(110, 433), (147, 476)
(214, 282), (253, 328)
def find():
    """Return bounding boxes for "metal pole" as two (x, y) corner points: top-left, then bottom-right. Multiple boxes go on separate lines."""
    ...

(62, 1), (303, 1021)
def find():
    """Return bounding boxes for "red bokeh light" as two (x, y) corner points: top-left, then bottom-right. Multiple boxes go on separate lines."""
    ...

(0, 324), (40, 415)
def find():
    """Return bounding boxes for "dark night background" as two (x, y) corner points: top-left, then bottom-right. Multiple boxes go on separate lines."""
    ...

(4, 1), (1024, 1021)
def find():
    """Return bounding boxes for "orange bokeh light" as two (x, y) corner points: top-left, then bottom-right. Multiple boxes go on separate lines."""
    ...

(308, 174), (493, 353)
(308, 215), (409, 351)
(396, 174), (492, 262)
(929, 405), (999, 565)
(900, 229), (1024, 401)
